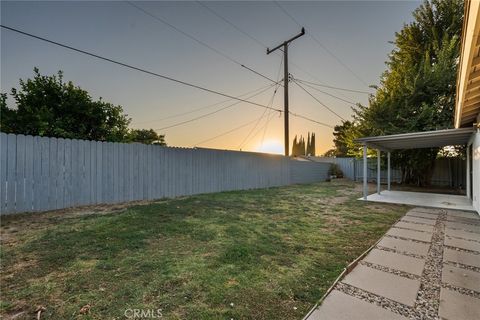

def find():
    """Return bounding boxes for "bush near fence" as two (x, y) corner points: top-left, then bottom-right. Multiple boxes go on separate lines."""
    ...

(0, 133), (330, 215)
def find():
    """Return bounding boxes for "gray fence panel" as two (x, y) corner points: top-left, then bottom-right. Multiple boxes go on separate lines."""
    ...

(0, 133), (7, 213)
(6, 134), (17, 214)
(1, 133), (333, 214)
(15, 134), (26, 213)
(24, 135), (34, 212)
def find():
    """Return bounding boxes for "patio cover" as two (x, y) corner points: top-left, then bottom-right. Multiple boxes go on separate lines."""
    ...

(356, 127), (474, 151)
(355, 127), (475, 201)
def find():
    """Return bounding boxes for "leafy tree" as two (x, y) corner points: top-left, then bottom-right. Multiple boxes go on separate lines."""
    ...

(1, 68), (167, 145)
(332, 0), (463, 185)
(129, 129), (166, 145)
(323, 149), (336, 157)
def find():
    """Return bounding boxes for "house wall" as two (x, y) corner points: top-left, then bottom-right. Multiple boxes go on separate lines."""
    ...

(472, 130), (480, 214)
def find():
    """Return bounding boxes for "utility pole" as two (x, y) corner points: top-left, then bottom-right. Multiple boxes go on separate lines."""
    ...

(267, 28), (305, 156)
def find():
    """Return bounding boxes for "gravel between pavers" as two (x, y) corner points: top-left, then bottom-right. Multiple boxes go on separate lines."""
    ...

(376, 245), (426, 259)
(359, 261), (420, 280)
(444, 245), (480, 255)
(335, 282), (418, 319)
(393, 226), (431, 233)
(413, 210), (445, 319)
(443, 260), (480, 273)
(442, 283), (480, 299)
(328, 209), (448, 320)
(384, 234), (431, 244)
(446, 234), (480, 243)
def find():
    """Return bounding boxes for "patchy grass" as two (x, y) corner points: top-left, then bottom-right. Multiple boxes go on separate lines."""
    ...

(0, 180), (409, 319)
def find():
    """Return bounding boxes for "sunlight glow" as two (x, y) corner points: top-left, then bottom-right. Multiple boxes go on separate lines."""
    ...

(255, 139), (284, 155)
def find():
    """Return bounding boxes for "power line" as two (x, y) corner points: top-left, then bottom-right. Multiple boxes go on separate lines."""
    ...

(294, 79), (358, 106)
(238, 83), (281, 149)
(195, 0), (361, 100)
(238, 55), (284, 150)
(273, 1), (370, 88)
(196, 1), (267, 49)
(194, 115), (266, 146)
(127, 1), (278, 85)
(293, 78), (372, 94)
(292, 79), (345, 121)
(1, 25), (282, 113)
(133, 83), (275, 125)
(155, 84), (278, 131)
(289, 112), (334, 128)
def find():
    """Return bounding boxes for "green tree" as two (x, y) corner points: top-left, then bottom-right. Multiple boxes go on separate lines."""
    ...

(0, 68), (166, 145)
(129, 129), (166, 145)
(337, 0), (463, 185)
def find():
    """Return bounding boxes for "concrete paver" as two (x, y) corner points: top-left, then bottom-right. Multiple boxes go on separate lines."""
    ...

(306, 207), (479, 320)
(341, 265), (420, 306)
(439, 288), (480, 320)
(386, 228), (433, 242)
(446, 210), (480, 220)
(443, 248), (480, 268)
(401, 216), (436, 226)
(446, 216), (480, 225)
(364, 249), (425, 275)
(445, 227), (480, 241)
(442, 264), (480, 292)
(394, 221), (434, 233)
(413, 207), (442, 214)
(377, 237), (430, 256)
(444, 236), (480, 252)
(445, 221), (480, 233)
(405, 211), (439, 220)
(308, 290), (409, 320)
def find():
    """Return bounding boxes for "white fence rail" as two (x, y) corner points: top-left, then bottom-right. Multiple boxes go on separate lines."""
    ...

(0, 133), (329, 215)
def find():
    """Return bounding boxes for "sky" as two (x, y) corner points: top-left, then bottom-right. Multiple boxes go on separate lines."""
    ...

(1, 1), (420, 155)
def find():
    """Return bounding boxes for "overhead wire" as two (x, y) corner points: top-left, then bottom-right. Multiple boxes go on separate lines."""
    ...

(293, 78), (372, 95)
(0, 25), (282, 113)
(127, 1), (279, 85)
(194, 115), (268, 146)
(273, 1), (370, 88)
(155, 83), (278, 131)
(133, 83), (276, 125)
(294, 79), (358, 106)
(195, 0), (366, 103)
(292, 79), (345, 121)
(238, 55), (284, 150)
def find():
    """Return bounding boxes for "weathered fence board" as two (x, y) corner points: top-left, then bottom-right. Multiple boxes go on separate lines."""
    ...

(0, 133), (330, 215)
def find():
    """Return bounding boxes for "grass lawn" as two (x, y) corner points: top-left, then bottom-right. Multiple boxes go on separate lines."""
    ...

(1, 180), (409, 319)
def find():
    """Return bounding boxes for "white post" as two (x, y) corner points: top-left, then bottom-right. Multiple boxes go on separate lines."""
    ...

(387, 152), (391, 191)
(466, 144), (471, 199)
(363, 145), (368, 200)
(377, 149), (381, 194)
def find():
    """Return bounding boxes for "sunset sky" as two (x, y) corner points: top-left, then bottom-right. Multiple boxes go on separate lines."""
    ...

(1, 1), (420, 154)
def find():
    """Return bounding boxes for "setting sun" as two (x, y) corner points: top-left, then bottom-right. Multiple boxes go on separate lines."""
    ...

(255, 139), (284, 155)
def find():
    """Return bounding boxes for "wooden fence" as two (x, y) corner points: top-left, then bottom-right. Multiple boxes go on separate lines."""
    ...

(0, 133), (329, 215)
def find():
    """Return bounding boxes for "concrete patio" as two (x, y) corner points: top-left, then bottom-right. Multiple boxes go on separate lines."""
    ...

(360, 190), (475, 212)
(305, 207), (480, 320)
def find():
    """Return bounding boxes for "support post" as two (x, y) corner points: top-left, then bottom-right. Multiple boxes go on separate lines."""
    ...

(267, 28), (305, 156)
(387, 152), (391, 191)
(466, 144), (471, 199)
(377, 149), (381, 194)
(363, 145), (368, 200)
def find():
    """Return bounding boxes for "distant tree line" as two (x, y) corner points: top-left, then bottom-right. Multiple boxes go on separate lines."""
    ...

(0, 68), (166, 145)
(291, 132), (316, 156)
